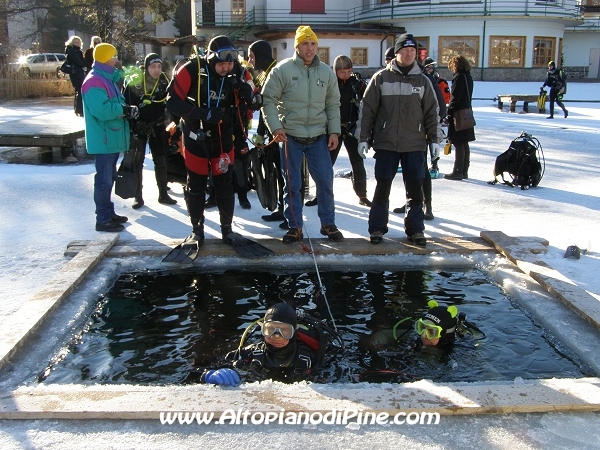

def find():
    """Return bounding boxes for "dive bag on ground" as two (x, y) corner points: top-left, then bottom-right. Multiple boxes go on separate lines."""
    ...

(115, 151), (137, 199)
(488, 131), (544, 190)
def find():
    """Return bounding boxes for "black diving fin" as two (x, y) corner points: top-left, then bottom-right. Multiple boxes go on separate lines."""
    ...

(223, 232), (275, 259)
(163, 234), (204, 264)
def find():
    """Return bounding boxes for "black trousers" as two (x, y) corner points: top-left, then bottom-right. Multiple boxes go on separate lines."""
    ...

(549, 88), (566, 117)
(369, 149), (425, 236)
(329, 133), (368, 198)
(186, 167), (234, 234)
(131, 126), (169, 199)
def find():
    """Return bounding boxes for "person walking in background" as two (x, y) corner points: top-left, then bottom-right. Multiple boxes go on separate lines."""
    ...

(358, 33), (441, 247)
(306, 55), (370, 207)
(444, 55), (475, 180)
(65, 35), (87, 116)
(542, 60), (568, 119)
(261, 25), (343, 243)
(123, 53), (177, 209)
(82, 43), (139, 232)
(84, 36), (102, 71)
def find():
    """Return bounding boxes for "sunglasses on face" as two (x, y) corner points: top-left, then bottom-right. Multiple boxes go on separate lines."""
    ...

(261, 321), (295, 339)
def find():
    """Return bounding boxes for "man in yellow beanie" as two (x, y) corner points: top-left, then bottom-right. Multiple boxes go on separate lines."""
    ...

(92, 43), (117, 64)
(82, 43), (140, 232)
(294, 25), (319, 48)
(261, 25), (343, 244)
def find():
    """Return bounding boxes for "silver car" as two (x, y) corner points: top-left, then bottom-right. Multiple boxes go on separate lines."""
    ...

(10, 53), (67, 78)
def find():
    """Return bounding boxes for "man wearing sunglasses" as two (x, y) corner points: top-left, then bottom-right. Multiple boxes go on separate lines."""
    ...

(200, 302), (322, 386)
(166, 35), (255, 248)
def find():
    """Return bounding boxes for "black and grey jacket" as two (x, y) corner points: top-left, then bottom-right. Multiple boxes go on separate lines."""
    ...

(358, 60), (441, 152)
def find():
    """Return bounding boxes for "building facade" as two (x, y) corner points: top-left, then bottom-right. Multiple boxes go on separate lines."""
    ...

(192, 0), (600, 80)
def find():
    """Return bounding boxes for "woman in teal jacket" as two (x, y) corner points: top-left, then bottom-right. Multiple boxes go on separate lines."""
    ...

(82, 43), (138, 232)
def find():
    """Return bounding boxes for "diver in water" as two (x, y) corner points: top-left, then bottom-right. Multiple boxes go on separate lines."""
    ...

(198, 302), (343, 386)
(415, 302), (460, 347)
(358, 300), (485, 382)
(368, 300), (485, 351)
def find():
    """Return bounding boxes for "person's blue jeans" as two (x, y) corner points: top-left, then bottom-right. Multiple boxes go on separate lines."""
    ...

(280, 135), (335, 230)
(94, 153), (120, 224)
(369, 149), (425, 236)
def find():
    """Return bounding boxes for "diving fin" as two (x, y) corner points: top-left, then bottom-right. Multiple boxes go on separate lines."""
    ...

(163, 234), (204, 264)
(223, 232), (275, 259)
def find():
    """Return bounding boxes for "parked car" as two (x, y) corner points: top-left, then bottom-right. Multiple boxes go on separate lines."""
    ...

(9, 53), (67, 78)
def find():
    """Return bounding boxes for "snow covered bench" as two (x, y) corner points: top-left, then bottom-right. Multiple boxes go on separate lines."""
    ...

(496, 94), (544, 113)
(0, 111), (85, 162)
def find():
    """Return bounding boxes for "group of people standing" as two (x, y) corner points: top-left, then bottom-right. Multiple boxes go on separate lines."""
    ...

(82, 26), (479, 246)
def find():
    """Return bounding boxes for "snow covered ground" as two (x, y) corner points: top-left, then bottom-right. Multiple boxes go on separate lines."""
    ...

(0, 81), (599, 448)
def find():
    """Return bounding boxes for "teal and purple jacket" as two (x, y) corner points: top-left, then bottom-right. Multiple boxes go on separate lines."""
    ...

(81, 62), (130, 154)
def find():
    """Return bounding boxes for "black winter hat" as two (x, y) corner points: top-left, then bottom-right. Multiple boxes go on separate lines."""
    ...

(395, 33), (418, 53)
(206, 35), (237, 71)
(385, 46), (395, 62)
(208, 35), (236, 54)
(144, 53), (162, 70)
(249, 40), (274, 72)
(264, 302), (297, 328)
(423, 57), (436, 67)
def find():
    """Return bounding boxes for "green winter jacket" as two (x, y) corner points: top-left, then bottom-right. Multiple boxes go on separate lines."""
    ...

(261, 53), (341, 138)
(358, 60), (441, 153)
(82, 62), (130, 155)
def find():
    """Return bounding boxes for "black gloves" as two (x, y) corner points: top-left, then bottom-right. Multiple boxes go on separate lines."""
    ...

(196, 107), (224, 124)
(122, 104), (139, 120)
(237, 82), (254, 106)
(237, 82), (263, 111)
(250, 93), (263, 111)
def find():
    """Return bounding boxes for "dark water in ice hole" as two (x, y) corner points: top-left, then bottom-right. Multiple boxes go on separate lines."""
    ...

(40, 268), (591, 385)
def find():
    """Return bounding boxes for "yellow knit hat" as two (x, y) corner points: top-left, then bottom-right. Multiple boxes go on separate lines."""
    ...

(294, 25), (319, 48)
(93, 43), (117, 64)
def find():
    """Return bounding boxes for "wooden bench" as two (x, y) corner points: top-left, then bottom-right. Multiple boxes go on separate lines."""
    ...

(0, 111), (85, 162)
(497, 94), (545, 113)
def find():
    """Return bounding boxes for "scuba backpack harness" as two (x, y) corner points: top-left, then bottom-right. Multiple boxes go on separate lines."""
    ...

(487, 131), (545, 190)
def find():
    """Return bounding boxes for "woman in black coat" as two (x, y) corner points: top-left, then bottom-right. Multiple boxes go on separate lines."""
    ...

(445, 55), (475, 180)
(65, 36), (87, 116)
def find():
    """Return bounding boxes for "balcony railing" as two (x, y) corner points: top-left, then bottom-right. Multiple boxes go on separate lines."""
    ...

(196, 0), (583, 28)
(565, 17), (600, 30)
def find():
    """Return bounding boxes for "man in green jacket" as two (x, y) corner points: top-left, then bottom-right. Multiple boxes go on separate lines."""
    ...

(261, 25), (343, 243)
(82, 43), (139, 232)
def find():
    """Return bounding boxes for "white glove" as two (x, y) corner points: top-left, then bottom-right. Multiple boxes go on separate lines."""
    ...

(358, 142), (369, 160)
(430, 143), (440, 160)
